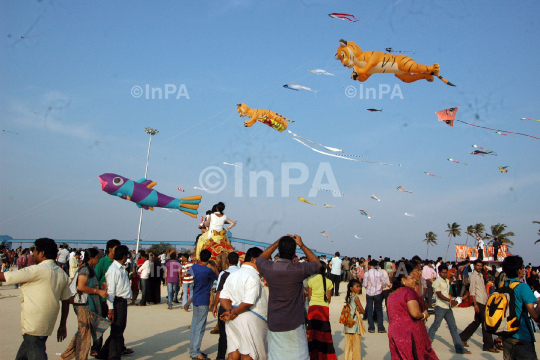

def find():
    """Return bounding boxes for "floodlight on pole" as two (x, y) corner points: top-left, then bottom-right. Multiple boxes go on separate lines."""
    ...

(135, 127), (159, 253)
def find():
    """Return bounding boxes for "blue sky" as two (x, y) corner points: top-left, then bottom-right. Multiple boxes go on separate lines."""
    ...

(1, 0), (539, 263)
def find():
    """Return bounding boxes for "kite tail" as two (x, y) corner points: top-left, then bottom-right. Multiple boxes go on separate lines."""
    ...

(178, 195), (202, 218)
(436, 74), (456, 87)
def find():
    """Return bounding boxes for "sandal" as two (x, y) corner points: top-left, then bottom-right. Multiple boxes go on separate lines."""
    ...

(462, 341), (469, 347)
(90, 351), (98, 357)
(122, 348), (134, 355)
(484, 348), (500, 353)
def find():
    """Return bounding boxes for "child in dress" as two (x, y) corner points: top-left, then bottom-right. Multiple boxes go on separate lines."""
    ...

(344, 279), (366, 360)
(128, 264), (140, 305)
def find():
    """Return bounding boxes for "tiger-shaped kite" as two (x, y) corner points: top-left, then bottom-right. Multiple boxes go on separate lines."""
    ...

(335, 39), (455, 86)
(237, 103), (293, 132)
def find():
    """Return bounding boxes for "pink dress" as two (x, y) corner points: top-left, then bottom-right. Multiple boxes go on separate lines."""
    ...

(387, 287), (439, 360)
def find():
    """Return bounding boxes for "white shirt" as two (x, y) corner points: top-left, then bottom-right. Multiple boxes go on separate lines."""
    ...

(4, 260), (71, 336)
(105, 261), (132, 309)
(220, 263), (268, 320)
(138, 260), (151, 279)
(57, 249), (69, 263)
(160, 254), (166, 264)
(217, 264), (240, 287)
(80, 251), (85, 261)
(478, 239), (485, 250)
(330, 257), (342, 276)
(209, 213), (227, 233)
(69, 251), (75, 260)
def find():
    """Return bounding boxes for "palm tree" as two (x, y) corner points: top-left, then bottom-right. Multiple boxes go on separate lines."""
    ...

(445, 222), (461, 261)
(423, 232), (438, 258)
(486, 223), (515, 246)
(474, 223), (485, 241)
(465, 225), (474, 246)
(534, 221), (540, 245)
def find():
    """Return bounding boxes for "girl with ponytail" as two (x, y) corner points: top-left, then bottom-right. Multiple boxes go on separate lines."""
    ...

(306, 263), (337, 360)
(343, 279), (366, 360)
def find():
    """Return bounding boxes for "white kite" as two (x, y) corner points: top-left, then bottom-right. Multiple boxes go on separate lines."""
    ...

(371, 194), (380, 201)
(308, 69), (335, 76)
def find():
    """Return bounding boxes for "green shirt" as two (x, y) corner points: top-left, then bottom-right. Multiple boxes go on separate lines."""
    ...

(95, 255), (113, 301)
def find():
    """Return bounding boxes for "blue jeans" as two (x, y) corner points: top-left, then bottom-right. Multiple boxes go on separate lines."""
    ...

(428, 306), (467, 354)
(15, 334), (48, 360)
(189, 305), (209, 358)
(366, 293), (385, 331)
(174, 280), (180, 302)
(140, 278), (148, 305)
(167, 282), (179, 307)
(182, 283), (193, 309)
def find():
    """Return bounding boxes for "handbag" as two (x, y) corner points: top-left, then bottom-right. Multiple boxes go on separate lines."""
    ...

(69, 272), (88, 305)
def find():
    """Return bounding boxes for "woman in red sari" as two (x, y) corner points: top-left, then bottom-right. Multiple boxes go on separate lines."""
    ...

(387, 261), (439, 360)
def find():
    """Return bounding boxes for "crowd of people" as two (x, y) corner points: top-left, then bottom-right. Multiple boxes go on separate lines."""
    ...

(1, 227), (540, 360)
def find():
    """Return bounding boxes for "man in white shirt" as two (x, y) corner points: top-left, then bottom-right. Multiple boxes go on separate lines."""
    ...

(220, 247), (268, 360)
(56, 245), (70, 274)
(213, 252), (241, 360)
(428, 264), (470, 355)
(97, 245), (133, 360)
(0, 238), (71, 360)
(137, 254), (151, 306)
(329, 252), (342, 296)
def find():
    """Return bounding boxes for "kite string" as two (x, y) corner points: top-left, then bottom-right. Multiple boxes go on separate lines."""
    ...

(456, 120), (539, 140)
(0, 50), (332, 226)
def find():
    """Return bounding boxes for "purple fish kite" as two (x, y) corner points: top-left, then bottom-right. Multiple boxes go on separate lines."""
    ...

(99, 173), (202, 218)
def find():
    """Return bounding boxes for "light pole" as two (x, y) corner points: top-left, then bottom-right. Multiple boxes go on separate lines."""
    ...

(135, 127), (159, 254)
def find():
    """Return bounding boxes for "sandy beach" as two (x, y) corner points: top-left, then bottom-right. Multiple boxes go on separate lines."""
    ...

(1, 284), (538, 359)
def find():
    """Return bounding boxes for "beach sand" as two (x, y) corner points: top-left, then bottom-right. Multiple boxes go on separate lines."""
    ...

(1, 284), (538, 359)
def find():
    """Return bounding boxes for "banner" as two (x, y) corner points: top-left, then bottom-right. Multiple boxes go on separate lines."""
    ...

(455, 244), (508, 262)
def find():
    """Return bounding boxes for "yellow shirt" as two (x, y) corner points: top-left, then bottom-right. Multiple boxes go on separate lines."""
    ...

(308, 274), (333, 307)
(4, 259), (71, 336)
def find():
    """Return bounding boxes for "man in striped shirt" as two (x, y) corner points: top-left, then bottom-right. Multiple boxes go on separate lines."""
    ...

(363, 260), (388, 333)
(181, 253), (194, 310)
